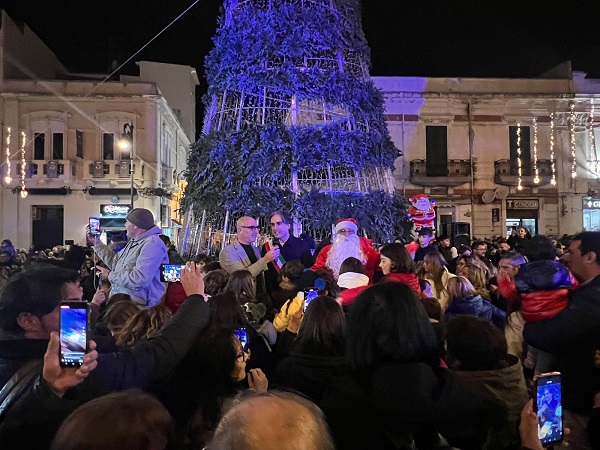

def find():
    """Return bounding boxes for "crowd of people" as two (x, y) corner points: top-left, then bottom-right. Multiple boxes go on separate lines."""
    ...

(0, 212), (599, 449)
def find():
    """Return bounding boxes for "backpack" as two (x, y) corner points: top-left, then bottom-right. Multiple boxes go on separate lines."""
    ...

(0, 360), (43, 421)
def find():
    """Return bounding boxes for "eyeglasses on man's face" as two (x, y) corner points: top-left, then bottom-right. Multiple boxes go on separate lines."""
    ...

(337, 229), (355, 235)
(240, 225), (260, 231)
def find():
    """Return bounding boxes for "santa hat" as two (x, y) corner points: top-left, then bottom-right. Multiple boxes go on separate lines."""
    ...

(410, 193), (428, 203)
(335, 218), (358, 234)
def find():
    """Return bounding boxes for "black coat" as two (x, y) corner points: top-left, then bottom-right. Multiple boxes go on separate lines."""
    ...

(320, 362), (506, 449)
(524, 274), (600, 413)
(273, 352), (347, 404)
(261, 235), (314, 293)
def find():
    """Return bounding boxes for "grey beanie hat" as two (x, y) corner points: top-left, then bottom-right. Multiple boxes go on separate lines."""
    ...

(126, 208), (155, 230)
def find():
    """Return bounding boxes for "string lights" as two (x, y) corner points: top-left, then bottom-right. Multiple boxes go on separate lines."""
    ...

(550, 113), (557, 186)
(19, 131), (28, 198)
(589, 100), (598, 178)
(533, 117), (540, 184)
(569, 102), (577, 180)
(4, 127), (11, 185)
(517, 122), (523, 191)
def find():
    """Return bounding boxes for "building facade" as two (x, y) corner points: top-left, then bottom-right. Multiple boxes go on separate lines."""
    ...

(374, 72), (600, 241)
(0, 11), (197, 249)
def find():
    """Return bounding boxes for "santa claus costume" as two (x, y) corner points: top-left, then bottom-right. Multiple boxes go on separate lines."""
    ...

(312, 218), (381, 282)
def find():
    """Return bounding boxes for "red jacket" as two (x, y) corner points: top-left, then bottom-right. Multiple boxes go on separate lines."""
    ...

(164, 282), (187, 313)
(312, 237), (381, 282)
(520, 289), (569, 322)
(338, 285), (370, 307)
(382, 272), (422, 296)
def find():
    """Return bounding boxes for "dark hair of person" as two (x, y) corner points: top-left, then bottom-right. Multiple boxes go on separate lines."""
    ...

(114, 305), (172, 349)
(522, 235), (557, 261)
(445, 315), (508, 371)
(457, 244), (471, 255)
(418, 227), (433, 237)
(280, 260), (305, 282)
(208, 292), (249, 330)
(103, 301), (141, 335)
(270, 211), (292, 225)
(471, 240), (487, 251)
(0, 266), (80, 336)
(50, 389), (173, 450)
(346, 283), (440, 370)
(496, 238), (508, 245)
(339, 257), (364, 276)
(194, 253), (212, 264)
(380, 243), (415, 274)
(204, 269), (229, 296)
(294, 296), (345, 357)
(203, 261), (222, 273)
(499, 251), (527, 267)
(423, 251), (448, 297)
(224, 270), (255, 304)
(159, 234), (171, 247)
(572, 231), (600, 265)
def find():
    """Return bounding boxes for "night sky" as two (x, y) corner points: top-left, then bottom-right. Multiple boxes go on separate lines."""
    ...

(3, 0), (600, 120)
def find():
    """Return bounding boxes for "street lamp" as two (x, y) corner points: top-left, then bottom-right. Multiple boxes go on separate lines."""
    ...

(117, 124), (135, 208)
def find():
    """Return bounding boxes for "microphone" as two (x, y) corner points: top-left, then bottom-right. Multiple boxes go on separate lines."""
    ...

(272, 238), (281, 249)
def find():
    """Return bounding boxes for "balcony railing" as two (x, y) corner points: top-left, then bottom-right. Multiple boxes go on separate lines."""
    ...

(494, 159), (553, 187)
(409, 159), (471, 187)
(82, 159), (148, 182)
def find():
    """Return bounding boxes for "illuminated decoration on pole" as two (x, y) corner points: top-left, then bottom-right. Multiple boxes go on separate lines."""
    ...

(4, 127), (11, 185)
(517, 123), (523, 191)
(533, 117), (540, 184)
(19, 132), (27, 198)
(550, 113), (557, 186)
(569, 102), (577, 180)
(589, 100), (598, 178)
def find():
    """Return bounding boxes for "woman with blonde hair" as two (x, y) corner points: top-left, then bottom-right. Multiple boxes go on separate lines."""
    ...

(422, 251), (455, 311)
(465, 264), (491, 301)
(445, 276), (506, 329)
(115, 304), (172, 349)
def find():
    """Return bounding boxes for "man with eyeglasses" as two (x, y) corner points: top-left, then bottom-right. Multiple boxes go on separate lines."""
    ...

(261, 211), (314, 294)
(219, 216), (280, 294)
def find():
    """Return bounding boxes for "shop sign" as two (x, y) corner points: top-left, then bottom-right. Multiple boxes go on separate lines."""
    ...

(506, 199), (539, 210)
(101, 204), (131, 216)
(583, 197), (600, 209)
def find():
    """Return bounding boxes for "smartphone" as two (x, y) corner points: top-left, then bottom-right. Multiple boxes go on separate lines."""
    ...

(160, 264), (186, 282)
(89, 217), (101, 236)
(535, 372), (563, 446)
(59, 302), (89, 367)
(235, 327), (249, 349)
(303, 287), (319, 311)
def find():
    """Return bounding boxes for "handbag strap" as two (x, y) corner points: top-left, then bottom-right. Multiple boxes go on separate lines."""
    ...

(0, 359), (43, 420)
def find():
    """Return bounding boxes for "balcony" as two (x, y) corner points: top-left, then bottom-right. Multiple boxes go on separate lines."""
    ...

(82, 159), (147, 182)
(409, 159), (471, 187)
(494, 159), (553, 187)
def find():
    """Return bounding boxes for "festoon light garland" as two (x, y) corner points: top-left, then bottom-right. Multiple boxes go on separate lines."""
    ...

(517, 122), (523, 191)
(4, 127), (11, 185)
(589, 100), (598, 178)
(569, 102), (577, 180)
(20, 132), (28, 198)
(550, 113), (557, 186)
(533, 117), (540, 184)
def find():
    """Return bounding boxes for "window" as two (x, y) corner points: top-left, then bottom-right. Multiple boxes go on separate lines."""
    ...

(509, 126), (531, 176)
(162, 128), (172, 166)
(103, 133), (115, 160)
(33, 133), (45, 160)
(426, 126), (447, 176)
(52, 133), (64, 160)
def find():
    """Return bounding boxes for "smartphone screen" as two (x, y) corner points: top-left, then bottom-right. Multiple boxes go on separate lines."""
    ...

(535, 372), (563, 445)
(303, 288), (319, 311)
(59, 302), (88, 367)
(160, 264), (185, 282)
(235, 327), (249, 349)
(89, 217), (101, 236)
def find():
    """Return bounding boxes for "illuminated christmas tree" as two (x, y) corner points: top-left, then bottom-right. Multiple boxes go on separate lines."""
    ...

(183, 0), (406, 253)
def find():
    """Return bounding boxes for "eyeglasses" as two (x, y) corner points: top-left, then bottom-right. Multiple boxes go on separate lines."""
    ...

(237, 349), (250, 362)
(337, 229), (355, 235)
(239, 226), (260, 231)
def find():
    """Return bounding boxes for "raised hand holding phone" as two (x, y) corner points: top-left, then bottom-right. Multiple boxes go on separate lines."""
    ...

(534, 372), (564, 446)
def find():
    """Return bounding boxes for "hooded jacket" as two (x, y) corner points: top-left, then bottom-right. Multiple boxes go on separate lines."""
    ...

(445, 294), (506, 329)
(94, 225), (169, 306)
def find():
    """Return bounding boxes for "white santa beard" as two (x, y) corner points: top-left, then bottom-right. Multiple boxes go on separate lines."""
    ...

(325, 235), (365, 279)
